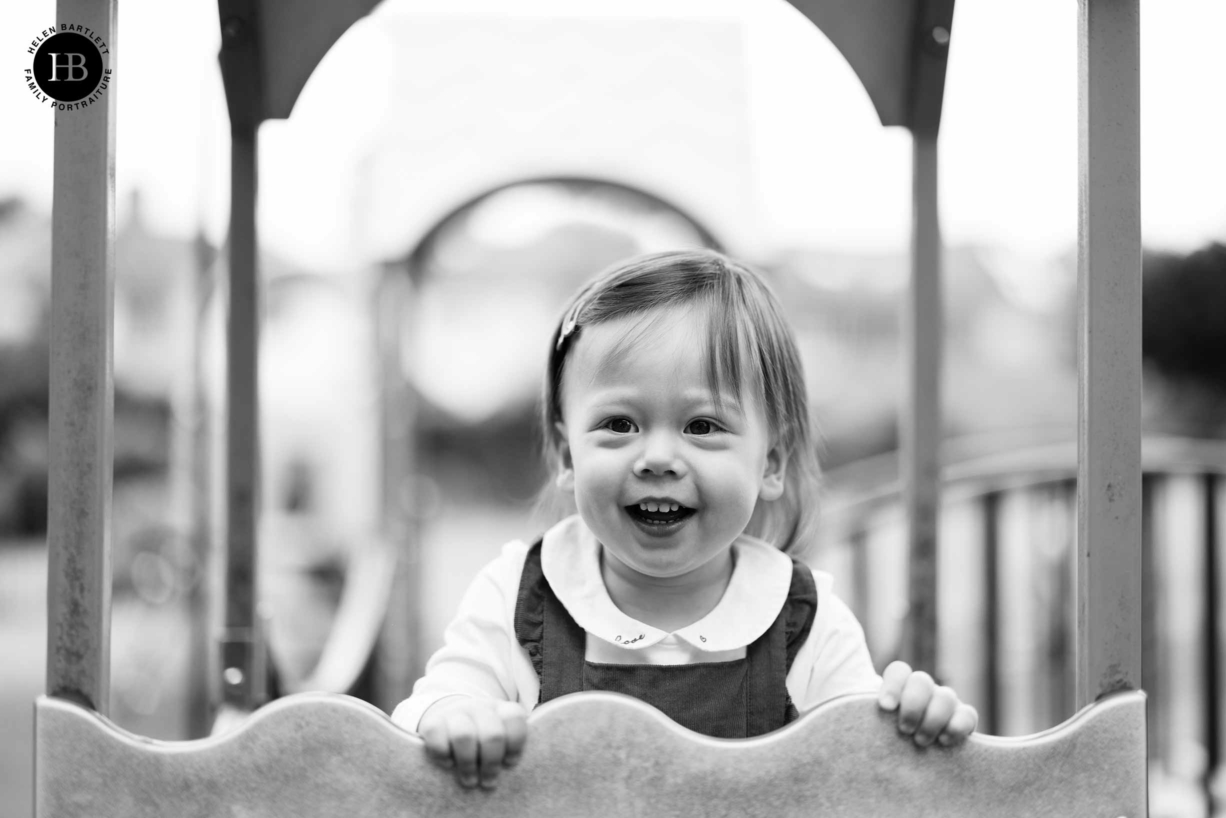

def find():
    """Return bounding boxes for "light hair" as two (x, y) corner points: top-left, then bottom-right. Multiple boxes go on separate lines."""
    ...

(540, 249), (822, 554)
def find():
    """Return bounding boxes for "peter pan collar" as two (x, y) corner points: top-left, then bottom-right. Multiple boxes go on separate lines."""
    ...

(539, 515), (794, 653)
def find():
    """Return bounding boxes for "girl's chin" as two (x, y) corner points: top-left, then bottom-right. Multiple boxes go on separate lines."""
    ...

(601, 542), (733, 584)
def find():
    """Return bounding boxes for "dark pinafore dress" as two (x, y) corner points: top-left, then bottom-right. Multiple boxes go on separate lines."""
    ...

(513, 539), (818, 739)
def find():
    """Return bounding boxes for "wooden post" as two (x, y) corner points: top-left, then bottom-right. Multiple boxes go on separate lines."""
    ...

(904, 133), (942, 673)
(45, 0), (118, 714)
(1075, 0), (1142, 707)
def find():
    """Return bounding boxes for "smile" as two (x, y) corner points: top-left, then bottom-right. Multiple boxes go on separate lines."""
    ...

(624, 501), (695, 527)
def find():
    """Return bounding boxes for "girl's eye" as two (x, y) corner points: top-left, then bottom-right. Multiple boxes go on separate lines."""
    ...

(605, 418), (636, 434)
(686, 419), (720, 436)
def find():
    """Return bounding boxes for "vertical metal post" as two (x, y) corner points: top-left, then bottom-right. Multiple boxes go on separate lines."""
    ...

(1058, 478), (1079, 721)
(220, 119), (265, 711)
(184, 231), (217, 736)
(45, 0), (118, 713)
(1075, 0), (1142, 707)
(217, 0), (266, 712)
(904, 133), (942, 673)
(1214, 474), (1226, 812)
(1204, 473), (1221, 797)
(1140, 475), (1160, 763)
(981, 491), (1001, 734)
(374, 264), (421, 710)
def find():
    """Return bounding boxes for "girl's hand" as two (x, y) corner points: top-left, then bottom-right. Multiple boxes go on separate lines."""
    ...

(417, 697), (528, 789)
(877, 660), (978, 747)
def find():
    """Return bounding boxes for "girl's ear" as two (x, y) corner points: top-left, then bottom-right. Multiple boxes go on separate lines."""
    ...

(554, 422), (575, 492)
(759, 442), (788, 502)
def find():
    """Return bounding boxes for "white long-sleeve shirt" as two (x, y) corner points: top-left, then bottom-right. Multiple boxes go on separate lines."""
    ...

(392, 515), (881, 732)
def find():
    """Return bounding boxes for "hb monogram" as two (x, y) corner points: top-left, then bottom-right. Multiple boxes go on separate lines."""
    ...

(47, 53), (89, 82)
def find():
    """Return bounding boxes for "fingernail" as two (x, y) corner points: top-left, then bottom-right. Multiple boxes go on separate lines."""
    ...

(461, 775), (478, 788)
(879, 695), (897, 710)
(914, 733), (932, 747)
(898, 720), (914, 734)
(938, 734), (953, 746)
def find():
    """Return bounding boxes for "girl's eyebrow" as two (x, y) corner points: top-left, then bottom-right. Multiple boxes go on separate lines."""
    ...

(685, 391), (744, 416)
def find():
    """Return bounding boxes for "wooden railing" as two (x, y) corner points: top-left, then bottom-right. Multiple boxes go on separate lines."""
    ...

(814, 434), (1226, 817)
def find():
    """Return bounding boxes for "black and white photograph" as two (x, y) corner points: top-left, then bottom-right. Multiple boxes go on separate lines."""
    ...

(2, 0), (1225, 815)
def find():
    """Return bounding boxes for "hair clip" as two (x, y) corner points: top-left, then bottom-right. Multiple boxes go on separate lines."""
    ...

(556, 300), (583, 351)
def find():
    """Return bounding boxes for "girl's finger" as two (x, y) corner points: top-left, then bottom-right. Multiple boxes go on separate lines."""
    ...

(878, 660), (913, 710)
(446, 712), (481, 788)
(938, 703), (979, 745)
(896, 670), (935, 735)
(472, 706), (507, 789)
(420, 718), (455, 768)
(497, 701), (529, 767)
(912, 686), (958, 747)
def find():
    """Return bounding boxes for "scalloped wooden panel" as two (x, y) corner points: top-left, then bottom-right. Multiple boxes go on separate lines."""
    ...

(35, 690), (1146, 817)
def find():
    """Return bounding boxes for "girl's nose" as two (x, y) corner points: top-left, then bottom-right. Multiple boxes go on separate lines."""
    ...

(634, 433), (688, 478)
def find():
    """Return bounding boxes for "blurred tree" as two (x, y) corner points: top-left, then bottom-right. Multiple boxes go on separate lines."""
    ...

(0, 303), (169, 538)
(1143, 242), (1226, 436)
(0, 196), (174, 539)
(0, 310), (50, 537)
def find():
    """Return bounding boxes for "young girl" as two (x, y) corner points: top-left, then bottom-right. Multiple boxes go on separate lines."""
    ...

(392, 249), (977, 789)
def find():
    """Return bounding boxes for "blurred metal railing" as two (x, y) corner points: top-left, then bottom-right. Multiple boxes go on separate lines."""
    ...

(814, 434), (1226, 818)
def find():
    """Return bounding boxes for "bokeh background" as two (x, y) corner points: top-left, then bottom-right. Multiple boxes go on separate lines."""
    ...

(3, 0), (1226, 815)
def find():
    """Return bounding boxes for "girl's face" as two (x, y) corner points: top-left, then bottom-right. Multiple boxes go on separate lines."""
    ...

(555, 305), (786, 583)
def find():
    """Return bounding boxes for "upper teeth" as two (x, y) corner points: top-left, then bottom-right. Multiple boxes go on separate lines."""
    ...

(640, 502), (680, 512)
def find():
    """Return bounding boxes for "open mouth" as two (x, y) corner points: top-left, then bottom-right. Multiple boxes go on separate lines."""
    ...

(625, 501), (696, 526)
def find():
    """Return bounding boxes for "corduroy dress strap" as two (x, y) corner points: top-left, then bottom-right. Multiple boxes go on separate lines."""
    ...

(514, 538), (818, 739)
